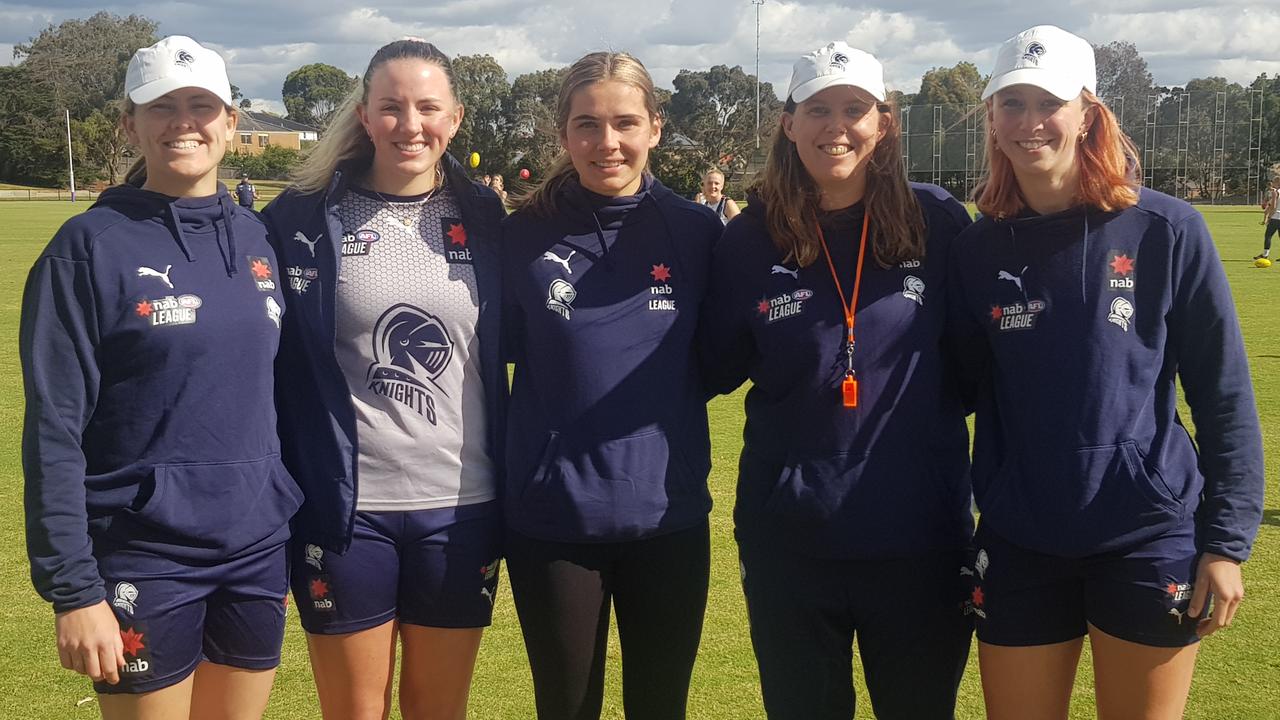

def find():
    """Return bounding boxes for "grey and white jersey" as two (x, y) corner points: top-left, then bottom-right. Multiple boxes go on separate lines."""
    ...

(333, 184), (495, 511)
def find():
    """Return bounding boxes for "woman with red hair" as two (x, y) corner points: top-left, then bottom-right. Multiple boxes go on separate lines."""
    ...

(950, 25), (1264, 720)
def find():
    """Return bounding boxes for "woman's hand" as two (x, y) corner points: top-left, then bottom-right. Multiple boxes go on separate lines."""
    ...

(1188, 553), (1244, 638)
(55, 601), (124, 684)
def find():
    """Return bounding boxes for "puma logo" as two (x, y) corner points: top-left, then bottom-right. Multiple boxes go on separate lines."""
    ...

(542, 250), (576, 274)
(295, 231), (318, 258)
(481, 586), (494, 606)
(1169, 607), (1185, 625)
(137, 265), (173, 289)
(997, 266), (1028, 294)
(771, 264), (798, 279)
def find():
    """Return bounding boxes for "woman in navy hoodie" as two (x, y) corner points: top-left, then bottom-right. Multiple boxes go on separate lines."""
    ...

(20, 36), (300, 717)
(501, 51), (722, 719)
(951, 26), (1264, 719)
(262, 39), (507, 719)
(699, 43), (974, 719)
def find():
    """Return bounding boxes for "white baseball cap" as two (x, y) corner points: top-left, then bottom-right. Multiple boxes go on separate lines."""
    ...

(125, 35), (233, 106)
(981, 25), (1096, 102)
(787, 42), (886, 103)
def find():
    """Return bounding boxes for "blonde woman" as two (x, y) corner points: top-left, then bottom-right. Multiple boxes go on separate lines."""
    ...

(695, 168), (740, 223)
(500, 51), (722, 719)
(262, 39), (507, 719)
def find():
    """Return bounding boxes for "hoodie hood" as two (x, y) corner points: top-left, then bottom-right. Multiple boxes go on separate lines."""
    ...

(94, 182), (240, 277)
(560, 173), (656, 231)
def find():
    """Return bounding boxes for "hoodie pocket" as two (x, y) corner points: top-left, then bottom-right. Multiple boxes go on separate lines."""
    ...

(762, 451), (870, 531)
(125, 455), (303, 553)
(984, 441), (1182, 556)
(517, 427), (705, 539)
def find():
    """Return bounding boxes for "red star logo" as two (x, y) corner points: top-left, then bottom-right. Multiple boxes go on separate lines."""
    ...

(971, 586), (985, 607)
(135, 299), (153, 317)
(1110, 254), (1134, 276)
(250, 258), (272, 279)
(650, 263), (672, 282)
(757, 299), (770, 315)
(309, 578), (329, 599)
(989, 305), (1003, 321)
(447, 223), (467, 247)
(1166, 582), (1179, 597)
(120, 627), (146, 657)
(480, 563), (493, 576)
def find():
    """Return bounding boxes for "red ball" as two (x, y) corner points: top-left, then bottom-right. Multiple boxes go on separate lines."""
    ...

(519, 168), (531, 180)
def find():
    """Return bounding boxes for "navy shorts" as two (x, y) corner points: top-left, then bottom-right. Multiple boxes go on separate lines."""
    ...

(290, 501), (502, 634)
(94, 542), (287, 694)
(965, 521), (1201, 648)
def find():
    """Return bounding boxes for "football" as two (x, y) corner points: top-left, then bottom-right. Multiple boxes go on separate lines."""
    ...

(1255, 257), (1273, 268)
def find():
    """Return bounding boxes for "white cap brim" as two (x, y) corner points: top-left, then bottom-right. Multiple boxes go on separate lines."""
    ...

(982, 67), (1085, 102)
(129, 75), (233, 106)
(790, 75), (886, 104)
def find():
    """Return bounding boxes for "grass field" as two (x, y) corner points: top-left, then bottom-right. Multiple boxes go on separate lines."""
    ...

(0, 201), (1276, 718)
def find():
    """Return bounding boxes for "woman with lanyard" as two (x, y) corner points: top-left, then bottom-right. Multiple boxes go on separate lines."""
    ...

(21, 35), (300, 717)
(950, 26), (1263, 719)
(695, 168), (741, 224)
(500, 51), (722, 719)
(262, 39), (507, 719)
(699, 42), (974, 719)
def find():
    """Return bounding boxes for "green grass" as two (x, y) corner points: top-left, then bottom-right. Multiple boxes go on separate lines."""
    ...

(0, 201), (1277, 718)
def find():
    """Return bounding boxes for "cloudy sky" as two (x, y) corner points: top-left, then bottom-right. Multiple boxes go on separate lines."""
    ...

(3, 0), (1277, 115)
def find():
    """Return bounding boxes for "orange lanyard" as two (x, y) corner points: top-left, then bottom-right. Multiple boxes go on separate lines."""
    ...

(815, 211), (870, 407)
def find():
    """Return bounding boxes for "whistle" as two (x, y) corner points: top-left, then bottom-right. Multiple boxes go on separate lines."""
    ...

(842, 376), (858, 408)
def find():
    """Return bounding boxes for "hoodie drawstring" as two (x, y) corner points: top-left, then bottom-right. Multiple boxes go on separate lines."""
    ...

(166, 201), (194, 262)
(218, 195), (239, 278)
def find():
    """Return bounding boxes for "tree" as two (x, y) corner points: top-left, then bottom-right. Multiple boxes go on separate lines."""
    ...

(914, 62), (984, 107)
(504, 67), (570, 179)
(450, 54), (511, 172)
(283, 63), (356, 129)
(662, 64), (782, 194)
(73, 110), (127, 185)
(14, 12), (158, 118)
(0, 66), (67, 186)
(1093, 41), (1155, 141)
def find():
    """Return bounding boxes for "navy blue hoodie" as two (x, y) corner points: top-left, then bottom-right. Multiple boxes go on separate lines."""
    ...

(21, 183), (302, 613)
(700, 183), (974, 559)
(949, 188), (1264, 561)
(501, 175), (721, 542)
(262, 152), (508, 554)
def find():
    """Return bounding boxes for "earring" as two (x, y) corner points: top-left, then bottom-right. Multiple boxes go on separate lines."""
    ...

(1079, 130), (1089, 143)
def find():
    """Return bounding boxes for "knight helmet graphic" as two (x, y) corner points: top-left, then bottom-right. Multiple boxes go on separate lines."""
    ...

(367, 304), (454, 388)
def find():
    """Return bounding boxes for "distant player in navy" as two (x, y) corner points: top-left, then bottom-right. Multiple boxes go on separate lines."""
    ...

(235, 172), (258, 208)
(699, 42), (974, 720)
(261, 39), (506, 719)
(21, 35), (300, 718)
(500, 51), (722, 719)
(950, 26), (1264, 719)
(693, 168), (741, 224)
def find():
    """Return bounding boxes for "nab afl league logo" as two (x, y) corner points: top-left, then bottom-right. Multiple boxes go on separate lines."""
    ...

(366, 304), (453, 424)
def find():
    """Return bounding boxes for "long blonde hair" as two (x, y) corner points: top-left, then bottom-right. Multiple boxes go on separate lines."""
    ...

(511, 51), (662, 217)
(291, 39), (458, 194)
(753, 96), (923, 268)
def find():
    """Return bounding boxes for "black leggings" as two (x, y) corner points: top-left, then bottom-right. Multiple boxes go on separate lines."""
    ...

(1265, 218), (1280, 250)
(505, 522), (710, 720)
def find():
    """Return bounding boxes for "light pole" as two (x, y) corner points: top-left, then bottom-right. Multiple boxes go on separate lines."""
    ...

(753, 0), (764, 149)
(65, 109), (77, 202)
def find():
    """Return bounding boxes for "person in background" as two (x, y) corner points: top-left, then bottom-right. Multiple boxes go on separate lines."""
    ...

(21, 35), (300, 719)
(693, 168), (740, 224)
(700, 41), (974, 719)
(262, 38), (507, 720)
(951, 25), (1264, 720)
(1254, 169), (1280, 261)
(236, 172), (259, 209)
(500, 50), (722, 720)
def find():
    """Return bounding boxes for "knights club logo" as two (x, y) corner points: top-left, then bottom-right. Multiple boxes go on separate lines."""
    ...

(366, 304), (453, 424)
